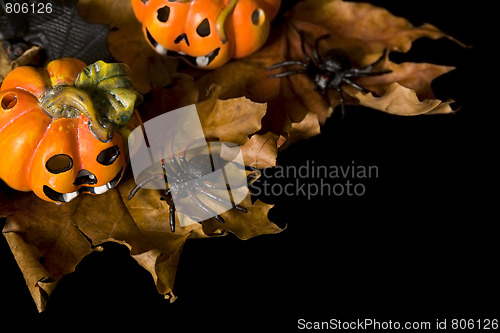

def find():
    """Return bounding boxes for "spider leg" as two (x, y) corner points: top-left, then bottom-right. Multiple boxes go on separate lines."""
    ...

(160, 189), (176, 232)
(169, 204), (176, 232)
(299, 31), (314, 64)
(358, 49), (389, 71)
(345, 69), (392, 78)
(165, 138), (186, 177)
(128, 173), (166, 200)
(195, 186), (248, 213)
(267, 60), (308, 71)
(178, 137), (208, 168)
(337, 87), (346, 118)
(159, 159), (184, 185)
(178, 155), (188, 169)
(342, 78), (371, 94)
(168, 155), (183, 176)
(187, 190), (225, 224)
(313, 34), (331, 64)
(267, 70), (306, 79)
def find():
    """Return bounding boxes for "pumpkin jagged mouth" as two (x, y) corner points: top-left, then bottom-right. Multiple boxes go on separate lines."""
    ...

(43, 168), (123, 203)
(146, 28), (220, 68)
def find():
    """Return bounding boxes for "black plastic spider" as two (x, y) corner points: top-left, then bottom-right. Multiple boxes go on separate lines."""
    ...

(267, 32), (392, 116)
(128, 141), (260, 233)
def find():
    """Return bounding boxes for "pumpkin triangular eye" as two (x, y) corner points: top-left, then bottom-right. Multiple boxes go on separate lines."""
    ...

(97, 145), (120, 166)
(196, 18), (211, 37)
(157, 6), (170, 23)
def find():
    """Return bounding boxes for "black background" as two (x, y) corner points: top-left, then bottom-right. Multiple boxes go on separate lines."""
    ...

(0, 0), (497, 331)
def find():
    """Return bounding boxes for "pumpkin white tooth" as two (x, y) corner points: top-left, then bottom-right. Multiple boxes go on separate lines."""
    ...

(62, 191), (79, 202)
(196, 56), (209, 67)
(155, 44), (168, 55)
(106, 182), (113, 190)
(93, 184), (109, 195)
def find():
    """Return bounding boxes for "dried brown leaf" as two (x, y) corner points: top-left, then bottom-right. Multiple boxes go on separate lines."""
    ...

(350, 82), (453, 116)
(0, 89), (279, 311)
(107, 23), (180, 94)
(196, 27), (329, 139)
(241, 132), (284, 169)
(286, 112), (321, 148)
(0, 184), (199, 310)
(116, 175), (206, 298)
(198, 0), (460, 145)
(77, 0), (131, 27)
(358, 61), (456, 100)
(197, 87), (267, 145)
(3, 232), (58, 312)
(0, 189), (96, 312)
(202, 195), (281, 240)
(10, 46), (44, 69)
(2, 0), (461, 312)
(0, 43), (12, 81)
(78, 0), (179, 93)
(288, 0), (458, 62)
(0, 45), (43, 82)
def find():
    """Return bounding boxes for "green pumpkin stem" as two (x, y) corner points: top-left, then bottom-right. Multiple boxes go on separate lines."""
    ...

(216, 0), (239, 44)
(41, 60), (142, 142)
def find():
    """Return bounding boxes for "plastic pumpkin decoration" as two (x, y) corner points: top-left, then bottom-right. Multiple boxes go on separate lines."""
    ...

(0, 58), (142, 203)
(131, 0), (281, 69)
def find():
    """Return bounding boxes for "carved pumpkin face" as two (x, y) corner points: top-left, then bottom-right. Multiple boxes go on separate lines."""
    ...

(131, 0), (281, 69)
(0, 58), (141, 203)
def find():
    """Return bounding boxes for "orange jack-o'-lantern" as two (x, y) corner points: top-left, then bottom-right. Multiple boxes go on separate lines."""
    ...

(0, 58), (142, 203)
(131, 0), (281, 69)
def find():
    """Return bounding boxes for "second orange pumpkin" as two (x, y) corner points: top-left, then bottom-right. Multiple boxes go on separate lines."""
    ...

(131, 0), (281, 69)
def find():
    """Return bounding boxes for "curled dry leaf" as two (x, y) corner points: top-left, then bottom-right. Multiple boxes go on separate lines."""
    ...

(0, 91), (282, 311)
(2, 0), (463, 312)
(198, 0), (461, 144)
(241, 132), (285, 169)
(1, 180), (214, 311)
(0, 188), (92, 312)
(202, 195), (280, 240)
(130, 87), (282, 239)
(349, 59), (456, 114)
(0, 44), (43, 81)
(288, 0), (460, 62)
(196, 87), (267, 145)
(77, 0), (180, 93)
(0, 186), (146, 312)
(349, 82), (453, 116)
(0, 43), (11, 81)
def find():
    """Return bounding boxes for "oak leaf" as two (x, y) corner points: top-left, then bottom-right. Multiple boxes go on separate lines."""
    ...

(196, 87), (267, 145)
(1, 0), (464, 313)
(0, 43), (11, 81)
(202, 195), (280, 240)
(0, 92), (281, 312)
(130, 85), (282, 238)
(197, 0), (461, 143)
(77, 0), (180, 93)
(241, 132), (285, 169)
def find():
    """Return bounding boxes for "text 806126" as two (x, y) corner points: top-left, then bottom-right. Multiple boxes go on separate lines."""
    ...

(4, 1), (53, 14)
